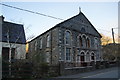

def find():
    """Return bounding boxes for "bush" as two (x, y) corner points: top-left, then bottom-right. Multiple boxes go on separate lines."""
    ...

(32, 62), (49, 78)
(95, 61), (101, 69)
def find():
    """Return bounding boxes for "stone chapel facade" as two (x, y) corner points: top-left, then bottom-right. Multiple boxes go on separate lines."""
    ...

(28, 11), (102, 68)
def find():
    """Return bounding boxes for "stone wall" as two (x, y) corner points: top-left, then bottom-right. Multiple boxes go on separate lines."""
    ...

(28, 27), (59, 65)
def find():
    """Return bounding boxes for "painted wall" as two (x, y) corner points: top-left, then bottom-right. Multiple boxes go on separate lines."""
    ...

(2, 42), (26, 59)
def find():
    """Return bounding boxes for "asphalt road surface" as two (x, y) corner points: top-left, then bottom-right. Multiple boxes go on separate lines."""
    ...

(55, 67), (119, 80)
(83, 67), (118, 78)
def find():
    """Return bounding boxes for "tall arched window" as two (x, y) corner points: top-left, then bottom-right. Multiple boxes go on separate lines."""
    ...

(79, 36), (83, 47)
(39, 38), (42, 49)
(65, 31), (71, 45)
(46, 34), (50, 47)
(94, 38), (98, 49)
(34, 40), (37, 51)
(86, 38), (90, 48)
(80, 52), (85, 62)
(82, 35), (86, 48)
(91, 53), (95, 61)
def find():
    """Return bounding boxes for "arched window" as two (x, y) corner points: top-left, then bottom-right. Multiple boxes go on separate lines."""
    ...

(79, 35), (83, 47)
(34, 40), (37, 51)
(86, 38), (90, 48)
(39, 38), (42, 49)
(94, 38), (98, 49)
(65, 31), (71, 45)
(86, 52), (90, 62)
(91, 53), (95, 61)
(46, 34), (50, 47)
(82, 35), (86, 48)
(80, 52), (85, 62)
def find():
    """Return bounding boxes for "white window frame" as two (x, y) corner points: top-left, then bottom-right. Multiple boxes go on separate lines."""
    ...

(65, 30), (72, 45)
(81, 34), (87, 48)
(65, 47), (71, 62)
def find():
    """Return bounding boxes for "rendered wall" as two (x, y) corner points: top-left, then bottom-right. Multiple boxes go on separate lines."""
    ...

(2, 42), (26, 59)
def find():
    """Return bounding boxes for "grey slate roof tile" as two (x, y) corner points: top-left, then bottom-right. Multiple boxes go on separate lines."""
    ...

(2, 21), (26, 44)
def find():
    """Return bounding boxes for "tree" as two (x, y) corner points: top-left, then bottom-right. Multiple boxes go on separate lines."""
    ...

(26, 34), (36, 42)
(101, 33), (112, 45)
(102, 43), (120, 61)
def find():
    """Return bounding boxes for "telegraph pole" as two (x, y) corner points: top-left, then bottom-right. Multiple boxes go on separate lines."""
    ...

(112, 28), (115, 44)
(111, 28), (118, 61)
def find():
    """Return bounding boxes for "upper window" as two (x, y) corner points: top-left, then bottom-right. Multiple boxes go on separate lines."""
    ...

(82, 35), (86, 48)
(39, 38), (42, 49)
(86, 38), (90, 48)
(35, 40), (37, 51)
(46, 34), (50, 47)
(79, 35), (83, 47)
(94, 38), (98, 49)
(65, 31), (71, 45)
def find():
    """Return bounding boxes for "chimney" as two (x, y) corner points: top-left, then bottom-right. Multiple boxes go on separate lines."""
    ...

(0, 15), (4, 24)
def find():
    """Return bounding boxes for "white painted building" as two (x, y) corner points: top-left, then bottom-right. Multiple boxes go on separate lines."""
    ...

(0, 16), (26, 61)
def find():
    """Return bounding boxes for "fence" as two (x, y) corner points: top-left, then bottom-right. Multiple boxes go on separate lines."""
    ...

(2, 59), (33, 79)
(2, 59), (60, 79)
(2, 60), (118, 79)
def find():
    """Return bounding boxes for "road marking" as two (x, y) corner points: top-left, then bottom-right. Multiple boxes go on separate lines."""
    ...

(82, 70), (115, 78)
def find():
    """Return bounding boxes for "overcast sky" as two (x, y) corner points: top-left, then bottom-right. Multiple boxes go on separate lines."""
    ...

(1, 1), (118, 40)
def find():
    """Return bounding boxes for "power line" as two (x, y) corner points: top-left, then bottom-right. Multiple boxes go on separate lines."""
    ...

(0, 3), (64, 20)
(1, 3), (118, 37)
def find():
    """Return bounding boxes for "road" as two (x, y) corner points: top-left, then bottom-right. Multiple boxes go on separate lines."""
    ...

(55, 67), (119, 80)
(83, 67), (118, 78)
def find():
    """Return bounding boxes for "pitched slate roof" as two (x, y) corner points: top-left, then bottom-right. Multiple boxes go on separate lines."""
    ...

(2, 21), (26, 44)
(29, 12), (102, 43)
